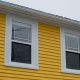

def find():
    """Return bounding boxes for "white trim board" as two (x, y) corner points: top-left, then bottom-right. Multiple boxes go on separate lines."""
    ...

(60, 27), (80, 74)
(5, 14), (39, 69)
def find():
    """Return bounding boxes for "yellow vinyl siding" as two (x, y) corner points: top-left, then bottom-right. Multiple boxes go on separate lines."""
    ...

(0, 13), (80, 80)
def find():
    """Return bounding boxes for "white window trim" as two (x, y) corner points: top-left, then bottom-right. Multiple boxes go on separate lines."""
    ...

(5, 14), (39, 69)
(60, 27), (80, 74)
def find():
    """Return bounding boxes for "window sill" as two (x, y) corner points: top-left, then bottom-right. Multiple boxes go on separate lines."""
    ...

(62, 68), (80, 74)
(5, 61), (39, 69)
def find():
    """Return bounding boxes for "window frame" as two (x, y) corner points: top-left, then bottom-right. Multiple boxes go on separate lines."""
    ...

(60, 27), (80, 74)
(5, 14), (39, 69)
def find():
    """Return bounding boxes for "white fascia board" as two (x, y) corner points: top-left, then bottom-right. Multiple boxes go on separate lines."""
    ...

(0, 1), (80, 27)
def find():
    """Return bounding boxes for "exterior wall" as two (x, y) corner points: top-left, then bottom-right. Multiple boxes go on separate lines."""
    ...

(0, 13), (80, 80)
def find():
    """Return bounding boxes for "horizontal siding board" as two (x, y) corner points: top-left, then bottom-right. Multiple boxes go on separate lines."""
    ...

(0, 70), (53, 77)
(0, 66), (54, 73)
(0, 45), (5, 48)
(0, 35), (5, 38)
(39, 24), (59, 31)
(0, 26), (5, 29)
(39, 39), (60, 44)
(39, 37), (60, 42)
(0, 31), (5, 34)
(39, 30), (60, 35)
(39, 49), (60, 54)
(39, 31), (60, 37)
(0, 69), (54, 75)
(39, 51), (61, 56)
(39, 42), (60, 47)
(0, 20), (5, 24)
(0, 41), (5, 45)
(39, 35), (60, 40)
(39, 46), (61, 51)
(0, 22), (5, 25)
(0, 77), (21, 80)
(0, 73), (53, 79)
(0, 49), (5, 52)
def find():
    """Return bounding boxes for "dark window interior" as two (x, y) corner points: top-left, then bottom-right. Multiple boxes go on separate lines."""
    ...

(66, 51), (80, 70)
(11, 42), (31, 64)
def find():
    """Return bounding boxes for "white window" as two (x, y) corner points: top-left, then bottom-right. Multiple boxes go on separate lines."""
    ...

(61, 27), (80, 74)
(5, 14), (38, 69)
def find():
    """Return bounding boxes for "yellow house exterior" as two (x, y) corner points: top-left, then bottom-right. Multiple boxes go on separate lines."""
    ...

(0, 1), (80, 80)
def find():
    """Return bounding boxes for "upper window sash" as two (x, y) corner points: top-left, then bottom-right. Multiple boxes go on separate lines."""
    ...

(65, 34), (80, 52)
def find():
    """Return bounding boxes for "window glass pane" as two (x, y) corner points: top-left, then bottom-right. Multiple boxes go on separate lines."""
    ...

(11, 42), (31, 64)
(66, 51), (80, 70)
(12, 21), (31, 43)
(79, 37), (80, 51)
(65, 35), (78, 51)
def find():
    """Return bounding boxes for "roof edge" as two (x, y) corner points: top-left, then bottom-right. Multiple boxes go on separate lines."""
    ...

(0, 1), (80, 27)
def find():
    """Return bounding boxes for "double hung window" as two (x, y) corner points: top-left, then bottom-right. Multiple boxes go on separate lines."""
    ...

(5, 15), (38, 69)
(61, 28), (80, 74)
